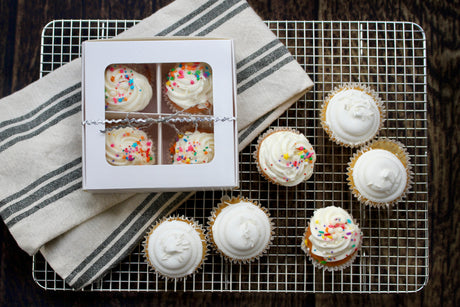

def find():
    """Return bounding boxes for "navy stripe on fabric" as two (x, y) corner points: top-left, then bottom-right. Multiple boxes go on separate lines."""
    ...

(196, 1), (249, 36)
(0, 83), (81, 129)
(0, 157), (81, 209)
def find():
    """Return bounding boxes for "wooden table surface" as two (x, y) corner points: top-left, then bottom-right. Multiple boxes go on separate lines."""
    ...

(0, 0), (458, 306)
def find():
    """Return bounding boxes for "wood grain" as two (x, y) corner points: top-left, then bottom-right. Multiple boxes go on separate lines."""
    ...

(0, 0), (458, 306)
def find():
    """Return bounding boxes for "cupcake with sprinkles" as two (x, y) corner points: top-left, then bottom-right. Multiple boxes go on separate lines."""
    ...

(170, 130), (214, 164)
(105, 64), (153, 112)
(301, 206), (362, 271)
(164, 62), (213, 114)
(105, 127), (155, 166)
(254, 127), (316, 187)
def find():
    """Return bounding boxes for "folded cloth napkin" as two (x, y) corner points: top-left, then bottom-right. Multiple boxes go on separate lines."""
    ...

(0, 0), (313, 289)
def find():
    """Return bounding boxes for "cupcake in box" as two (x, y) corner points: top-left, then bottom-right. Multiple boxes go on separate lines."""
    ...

(143, 216), (208, 280)
(164, 62), (213, 114)
(104, 64), (153, 112)
(347, 138), (412, 207)
(301, 206), (362, 270)
(254, 127), (316, 187)
(105, 127), (155, 166)
(207, 195), (274, 263)
(170, 130), (215, 165)
(320, 83), (385, 147)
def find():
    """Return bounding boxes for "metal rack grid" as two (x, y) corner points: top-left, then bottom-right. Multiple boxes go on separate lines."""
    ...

(33, 20), (428, 293)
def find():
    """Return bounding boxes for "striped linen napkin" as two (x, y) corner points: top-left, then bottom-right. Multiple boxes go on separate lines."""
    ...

(0, 0), (313, 289)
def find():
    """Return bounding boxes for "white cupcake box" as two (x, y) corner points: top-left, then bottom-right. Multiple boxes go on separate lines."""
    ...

(82, 38), (238, 192)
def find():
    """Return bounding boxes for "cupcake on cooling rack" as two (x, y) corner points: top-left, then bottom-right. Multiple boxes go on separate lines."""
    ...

(105, 127), (155, 166)
(170, 130), (214, 164)
(164, 62), (213, 114)
(207, 195), (274, 263)
(143, 216), (208, 280)
(254, 127), (316, 187)
(105, 64), (153, 112)
(347, 138), (412, 207)
(301, 206), (362, 271)
(320, 83), (385, 147)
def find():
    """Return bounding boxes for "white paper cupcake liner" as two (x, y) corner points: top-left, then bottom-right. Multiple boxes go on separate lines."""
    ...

(207, 195), (275, 264)
(142, 215), (209, 281)
(320, 82), (386, 148)
(301, 220), (363, 272)
(346, 138), (414, 208)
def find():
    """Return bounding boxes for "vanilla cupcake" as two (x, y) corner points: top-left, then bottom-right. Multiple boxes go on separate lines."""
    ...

(164, 62), (213, 114)
(207, 195), (274, 263)
(170, 130), (214, 164)
(143, 216), (208, 280)
(320, 83), (385, 147)
(105, 127), (155, 166)
(105, 64), (153, 112)
(347, 138), (412, 207)
(301, 206), (362, 271)
(254, 128), (316, 187)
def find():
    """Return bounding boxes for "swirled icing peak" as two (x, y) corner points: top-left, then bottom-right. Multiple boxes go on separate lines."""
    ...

(171, 131), (214, 164)
(210, 199), (272, 261)
(165, 62), (212, 111)
(105, 127), (155, 166)
(308, 206), (361, 263)
(105, 65), (153, 112)
(257, 130), (316, 186)
(145, 219), (206, 279)
(352, 149), (407, 203)
(325, 87), (382, 146)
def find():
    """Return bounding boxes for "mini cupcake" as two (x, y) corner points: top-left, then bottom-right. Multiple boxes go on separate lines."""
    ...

(105, 127), (155, 166)
(254, 127), (316, 187)
(207, 195), (274, 263)
(143, 216), (208, 280)
(164, 62), (213, 114)
(301, 206), (362, 271)
(170, 130), (214, 164)
(105, 64), (153, 112)
(347, 138), (412, 207)
(320, 83), (385, 147)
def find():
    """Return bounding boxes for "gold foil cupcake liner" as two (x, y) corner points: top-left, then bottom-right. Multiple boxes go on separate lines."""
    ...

(253, 127), (315, 186)
(320, 82), (386, 148)
(300, 220), (363, 272)
(142, 215), (209, 280)
(207, 195), (275, 264)
(163, 87), (213, 115)
(346, 138), (414, 208)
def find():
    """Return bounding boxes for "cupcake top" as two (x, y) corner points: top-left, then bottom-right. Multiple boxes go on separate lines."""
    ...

(255, 129), (316, 186)
(143, 217), (207, 279)
(208, 196), (273, 263)
(105, 127), (155, 166)
(321, 83), (384, 147)
(165, 62), (212, 111)
(171, 131), (214, 164)
(105, 65), (153, 112)
(306, 206), (361, 264)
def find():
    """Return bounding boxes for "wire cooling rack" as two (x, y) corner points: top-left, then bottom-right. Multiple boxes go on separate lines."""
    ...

(33, 20), (428, 293)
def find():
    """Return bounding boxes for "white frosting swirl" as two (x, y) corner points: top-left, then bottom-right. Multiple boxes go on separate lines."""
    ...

(145, 219), (205, 279)
(105, 127), (155, 166)
(211, 201), (272, 261)
(257, 130), (316, 186)
(165, 63), (212, 110)
(325, 88), (381, 145)
(308, 206), (361, 262)
(105, 65), (153, 112)
(172, 131), (214, 164)
(352, 149), (407, 203)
